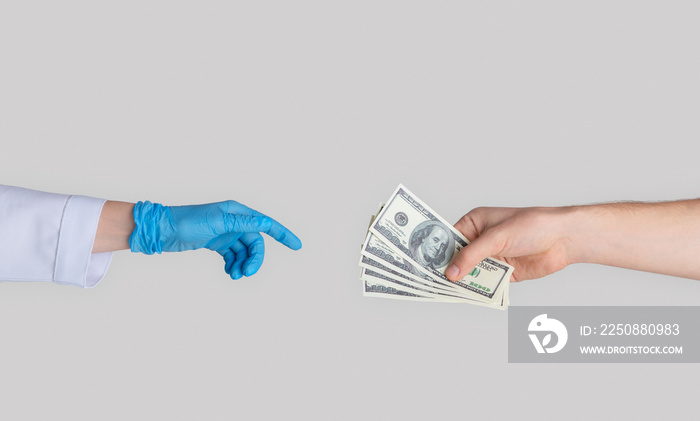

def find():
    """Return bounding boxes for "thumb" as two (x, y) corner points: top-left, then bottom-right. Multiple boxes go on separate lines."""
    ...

(445, 230), (505, 281)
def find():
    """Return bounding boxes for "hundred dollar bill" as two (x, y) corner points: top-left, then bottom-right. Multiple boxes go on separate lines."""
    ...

(359, 201), (508, 309)
(368, 184), (513, 305)
(360, 197), (508, 308)
(361, 268), (460, 302)
(362, 264), (508, 308)
(363, 277), (437, 302)
(361, 207), (476, 303)
(360, 231), (476, 298)
(360, 254), (472, 302)
(362, 265), (508, 309)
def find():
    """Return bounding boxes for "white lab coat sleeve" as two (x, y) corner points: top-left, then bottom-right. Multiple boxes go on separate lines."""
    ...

(0, 185), (113, 288)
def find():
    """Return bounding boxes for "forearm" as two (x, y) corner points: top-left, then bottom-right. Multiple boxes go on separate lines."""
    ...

(92, 201), (135, 253)
(566, 200), (700, 280)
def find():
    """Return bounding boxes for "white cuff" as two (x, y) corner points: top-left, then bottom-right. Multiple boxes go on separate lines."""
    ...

(54, 195), (113, 288)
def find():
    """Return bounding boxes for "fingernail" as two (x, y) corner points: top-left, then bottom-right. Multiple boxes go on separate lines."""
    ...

(445, 264), (459, 280)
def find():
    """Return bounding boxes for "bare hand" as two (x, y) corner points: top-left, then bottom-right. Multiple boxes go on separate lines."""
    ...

(445, 207), (573, 282)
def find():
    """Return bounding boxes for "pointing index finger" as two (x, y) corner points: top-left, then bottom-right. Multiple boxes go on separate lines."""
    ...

(251, 210), (302, 250)
(265, 218), (302, 250)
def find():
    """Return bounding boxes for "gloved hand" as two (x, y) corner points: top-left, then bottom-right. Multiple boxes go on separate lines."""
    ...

(129, 200), (302, 279)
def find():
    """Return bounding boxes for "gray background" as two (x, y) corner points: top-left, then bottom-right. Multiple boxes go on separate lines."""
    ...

(1, 1), (698, 419)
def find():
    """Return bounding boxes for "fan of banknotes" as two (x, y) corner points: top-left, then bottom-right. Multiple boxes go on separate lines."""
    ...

(359, 185), (513, 310)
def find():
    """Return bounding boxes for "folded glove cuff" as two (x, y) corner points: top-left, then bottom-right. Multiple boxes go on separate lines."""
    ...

(129, 200), (166, 255)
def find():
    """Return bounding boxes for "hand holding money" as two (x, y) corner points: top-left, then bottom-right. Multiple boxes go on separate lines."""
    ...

(359, 185), (514, 310)
(446, 206), (572, 282)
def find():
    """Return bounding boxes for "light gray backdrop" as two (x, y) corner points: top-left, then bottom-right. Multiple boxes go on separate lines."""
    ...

(1, 1), (698, 419)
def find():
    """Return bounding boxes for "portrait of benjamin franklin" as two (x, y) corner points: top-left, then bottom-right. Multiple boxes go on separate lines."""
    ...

(407, 221), (454, 271)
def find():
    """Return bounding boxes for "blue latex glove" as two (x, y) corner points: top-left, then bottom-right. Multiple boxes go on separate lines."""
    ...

(129, 200), (302, 279)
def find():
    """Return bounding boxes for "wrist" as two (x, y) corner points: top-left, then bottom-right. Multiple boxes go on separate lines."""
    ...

(129, 201), (168, 254)
(92, 201), (136, 253)
(561, 204), (617, 265)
